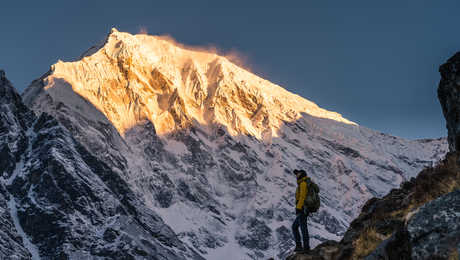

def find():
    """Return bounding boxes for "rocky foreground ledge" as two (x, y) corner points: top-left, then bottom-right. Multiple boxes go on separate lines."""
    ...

(285, 152), (460, 260)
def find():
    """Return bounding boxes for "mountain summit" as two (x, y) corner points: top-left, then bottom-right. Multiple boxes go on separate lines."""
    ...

(24, 28), (353, 140)
(21, 29), (447, 259)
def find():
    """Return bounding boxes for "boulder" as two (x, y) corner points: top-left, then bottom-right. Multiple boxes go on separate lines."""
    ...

(408, 189), (460, 259)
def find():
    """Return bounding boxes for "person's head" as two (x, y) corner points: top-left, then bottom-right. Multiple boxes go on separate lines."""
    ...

(293, 169), (306, 179)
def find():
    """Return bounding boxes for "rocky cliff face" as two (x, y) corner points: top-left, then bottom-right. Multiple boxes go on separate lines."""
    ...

(0, 70), (34, 259)
(21, 29), (447, 259)
(439, 52), (460, 152)
(0, 70), (202, 259)
(407, 188), (460, 259)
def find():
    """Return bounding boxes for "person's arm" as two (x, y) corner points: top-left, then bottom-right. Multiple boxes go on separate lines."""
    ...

(296, 181), (308, 209)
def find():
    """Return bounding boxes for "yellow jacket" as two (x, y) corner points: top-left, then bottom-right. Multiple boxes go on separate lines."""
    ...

(295, 176), (308, 210)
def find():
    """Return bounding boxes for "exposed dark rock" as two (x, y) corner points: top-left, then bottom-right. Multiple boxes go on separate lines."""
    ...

(0, 144), (15, 178)
(439, 52), (460, 152)
(236, 217), (272, 251)
(364, 228), (411, 260)
(408, 189), (460, 259)
(0, 183), (31, 259)
(155, 188), (174, 208)
(320, 138), (361, 159)
(276, 226), (296, 259)
(311, 210), (346, 236)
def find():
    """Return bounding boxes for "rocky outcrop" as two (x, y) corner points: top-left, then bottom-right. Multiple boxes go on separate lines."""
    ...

(439, 52), (460, 152)
(408, 189), (460, 259)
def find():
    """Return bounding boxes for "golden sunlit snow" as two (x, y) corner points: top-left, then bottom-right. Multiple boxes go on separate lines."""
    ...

(33, 28), (355, 139)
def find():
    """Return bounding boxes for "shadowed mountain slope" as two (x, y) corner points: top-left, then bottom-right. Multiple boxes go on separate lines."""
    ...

(0, 70), (202, 259)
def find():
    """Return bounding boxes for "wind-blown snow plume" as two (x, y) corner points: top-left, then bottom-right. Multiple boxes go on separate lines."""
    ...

(138, 26), (148, 35)
(153, 34), (253, 72)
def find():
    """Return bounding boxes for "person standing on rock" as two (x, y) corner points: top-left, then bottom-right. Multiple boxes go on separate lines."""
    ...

(292, 169), (312, 253)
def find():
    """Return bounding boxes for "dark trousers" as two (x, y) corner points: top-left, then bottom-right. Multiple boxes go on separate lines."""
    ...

(292, 212), (309, 249)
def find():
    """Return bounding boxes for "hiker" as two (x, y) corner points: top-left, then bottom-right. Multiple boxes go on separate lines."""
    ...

(291, 169), (320, 253)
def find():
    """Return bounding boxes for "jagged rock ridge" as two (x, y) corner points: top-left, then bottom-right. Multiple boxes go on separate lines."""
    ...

(22, 29), (447, 259)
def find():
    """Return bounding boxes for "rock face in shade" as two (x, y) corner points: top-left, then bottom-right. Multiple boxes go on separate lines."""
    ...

(0, 70), (202, 259)
(0, 180), (31, 259)
(363, 189), (460, 260)
(408, 189), (460, 259)
(0, 70), (35, 259)
(439, 52), (460, 152)
(21, 29), (448, 259)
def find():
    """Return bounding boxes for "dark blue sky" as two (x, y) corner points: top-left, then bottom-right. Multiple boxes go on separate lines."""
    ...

(1, 1), (459, 139)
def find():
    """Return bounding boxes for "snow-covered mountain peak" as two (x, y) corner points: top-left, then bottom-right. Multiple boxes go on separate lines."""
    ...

(20, 30), (448, 259)
(24, 29), (354, 139)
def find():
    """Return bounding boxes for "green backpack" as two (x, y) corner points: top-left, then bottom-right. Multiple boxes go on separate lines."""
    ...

(304, 178), (320, 213)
